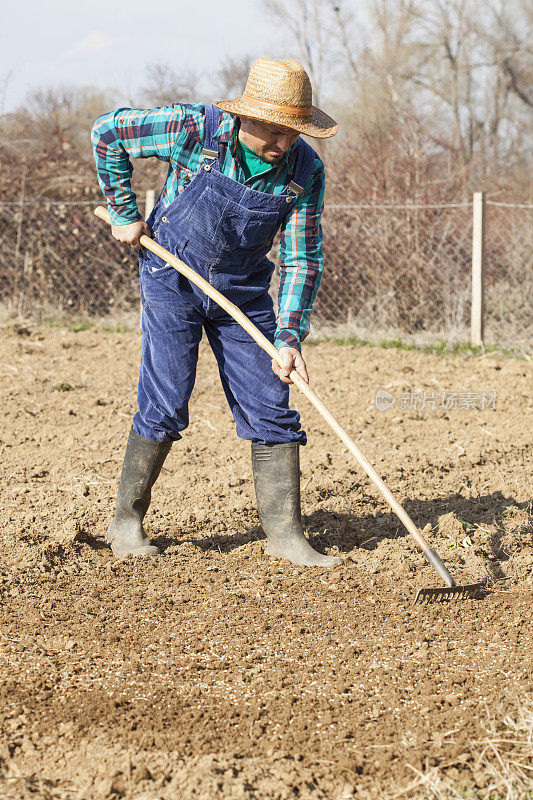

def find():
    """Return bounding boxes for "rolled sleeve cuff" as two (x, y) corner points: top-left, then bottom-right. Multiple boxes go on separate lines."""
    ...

(107, 203), (143, 226)
(274, 329), (302, 351)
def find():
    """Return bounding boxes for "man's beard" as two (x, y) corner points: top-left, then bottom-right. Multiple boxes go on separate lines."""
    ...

(262, 150), (284, 164)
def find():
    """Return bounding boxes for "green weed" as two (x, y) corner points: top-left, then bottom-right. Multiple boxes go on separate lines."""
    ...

(70, 321), (93, 332)
(308, 335), (524, 358)
(52, 383), (73, 392)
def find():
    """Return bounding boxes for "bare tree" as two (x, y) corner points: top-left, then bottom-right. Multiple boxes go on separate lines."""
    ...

(262, 0), (329, 107)
(336, 0), (531, 167)
(412, 0), (481, 163)
(10, 85), (115, 155)
(407, 0), (533, 164)
(362, 0), (424, 126)
(24, 86), (77, 148)
(478, 0), (533, 109)
(140, 62), (199, 107)
(0, 71), (13, 117)
(216, 55), (253, 99)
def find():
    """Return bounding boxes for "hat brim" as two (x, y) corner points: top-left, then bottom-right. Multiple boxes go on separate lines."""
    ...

(214, 98), (338, 139)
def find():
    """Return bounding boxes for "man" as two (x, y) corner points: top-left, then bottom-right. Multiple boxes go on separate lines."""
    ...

(91, 57), (341, 567)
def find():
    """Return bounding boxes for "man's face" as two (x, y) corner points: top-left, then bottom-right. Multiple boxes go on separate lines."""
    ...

(238, 117), (300, 164)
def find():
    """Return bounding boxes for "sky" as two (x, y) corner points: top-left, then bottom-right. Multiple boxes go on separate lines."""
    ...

(0, 0), (284, 112)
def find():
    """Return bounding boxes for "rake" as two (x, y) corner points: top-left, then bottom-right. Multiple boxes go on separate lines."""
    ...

(94, 206), (485, 603)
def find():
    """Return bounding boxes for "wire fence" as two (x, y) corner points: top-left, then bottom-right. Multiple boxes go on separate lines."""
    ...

(0, 197), (531, 350)
(0, 200), (146, 321)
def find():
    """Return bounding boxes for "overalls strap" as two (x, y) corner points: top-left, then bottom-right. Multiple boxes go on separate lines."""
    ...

(201, 104), (222, 161)
(286, 139), (317, 198)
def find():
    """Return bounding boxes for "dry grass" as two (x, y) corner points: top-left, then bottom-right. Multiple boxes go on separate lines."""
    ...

(397, 695), (533, 800)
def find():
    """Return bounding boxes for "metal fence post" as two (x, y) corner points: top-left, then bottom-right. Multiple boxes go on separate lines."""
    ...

(471, 192), (485, 346)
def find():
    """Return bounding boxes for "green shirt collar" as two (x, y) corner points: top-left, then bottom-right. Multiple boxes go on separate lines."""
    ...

(226, 115), (298, 172)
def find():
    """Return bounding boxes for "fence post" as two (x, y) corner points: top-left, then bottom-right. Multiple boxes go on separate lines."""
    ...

(471, 191), (485, 346)
(145, 190), (155, 219)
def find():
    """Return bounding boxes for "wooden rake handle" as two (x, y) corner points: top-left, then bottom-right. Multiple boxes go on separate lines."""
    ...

(94, 205), (454, 584)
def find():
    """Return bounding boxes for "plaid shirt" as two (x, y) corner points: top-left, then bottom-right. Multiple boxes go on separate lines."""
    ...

(91, 103), (326, 349)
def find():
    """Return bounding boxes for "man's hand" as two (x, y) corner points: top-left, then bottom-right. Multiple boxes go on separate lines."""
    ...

(111, 220), (151, 250)
(272, 346), (309, 385)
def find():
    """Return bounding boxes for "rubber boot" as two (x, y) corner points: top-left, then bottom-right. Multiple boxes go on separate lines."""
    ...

(106, 428), (172, 559)
(252, 443), (342, 567)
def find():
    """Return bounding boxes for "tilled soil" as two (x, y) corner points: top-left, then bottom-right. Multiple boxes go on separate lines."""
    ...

(0, 325), (531, 799)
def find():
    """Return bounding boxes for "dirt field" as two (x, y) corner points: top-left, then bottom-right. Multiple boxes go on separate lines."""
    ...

(0, 325), (531, 800)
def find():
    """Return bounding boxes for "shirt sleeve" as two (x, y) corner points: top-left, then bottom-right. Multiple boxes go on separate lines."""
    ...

(90, 104), (202, 225)
(274, 156), (326, 351)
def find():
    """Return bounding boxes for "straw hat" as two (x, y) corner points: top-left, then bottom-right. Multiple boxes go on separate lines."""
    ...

(215, 58), (338, 139)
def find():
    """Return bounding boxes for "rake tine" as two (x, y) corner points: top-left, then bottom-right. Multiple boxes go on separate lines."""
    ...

(414, 581), (486, 604)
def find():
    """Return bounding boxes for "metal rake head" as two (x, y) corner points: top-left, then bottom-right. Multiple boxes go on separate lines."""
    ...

(414, 581), (486, 604)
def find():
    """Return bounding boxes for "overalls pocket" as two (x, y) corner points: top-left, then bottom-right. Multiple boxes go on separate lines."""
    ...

(183, 186), (279, 252)
(181, 186), (246, 245)
(239, 208), (280, 249)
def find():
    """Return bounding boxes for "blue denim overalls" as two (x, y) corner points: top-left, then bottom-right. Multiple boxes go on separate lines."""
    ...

(133, 105), (316, 445)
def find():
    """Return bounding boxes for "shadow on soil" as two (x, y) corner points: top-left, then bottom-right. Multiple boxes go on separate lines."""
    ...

(151, 490), (529, 568)
(155, 526), (264, 554)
